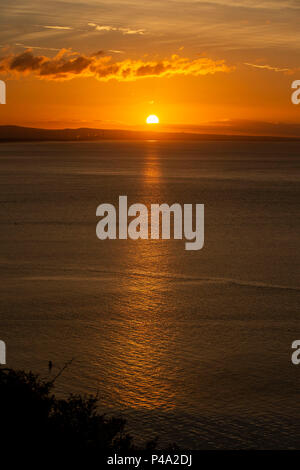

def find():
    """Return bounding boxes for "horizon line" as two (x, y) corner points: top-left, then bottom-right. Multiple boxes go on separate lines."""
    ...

(0, 125), (300, 142)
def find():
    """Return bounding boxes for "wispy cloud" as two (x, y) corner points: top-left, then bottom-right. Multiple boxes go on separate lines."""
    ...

(15, 43), (61, 52)
(197, 0), (300, 10)
(88, 23), (145, 35)
(43, 26), (73, 30)
(119, 28), (145, 35)
(88, 24), (117, 32)
(244, 62), (293, 73)
(1, 0), (300, 63)
(0, 49), (233, 81)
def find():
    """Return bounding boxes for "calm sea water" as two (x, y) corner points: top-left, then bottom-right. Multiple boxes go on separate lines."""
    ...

(0, 140), (300, 449)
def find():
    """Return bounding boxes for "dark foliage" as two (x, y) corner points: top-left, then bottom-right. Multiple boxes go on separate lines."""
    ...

(0, 367), (138, 455)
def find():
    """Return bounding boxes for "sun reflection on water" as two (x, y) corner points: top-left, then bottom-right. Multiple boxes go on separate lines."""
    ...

(102, 143), (179, 411)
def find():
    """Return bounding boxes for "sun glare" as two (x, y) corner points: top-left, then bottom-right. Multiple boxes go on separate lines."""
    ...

(146, 114), (159, 124)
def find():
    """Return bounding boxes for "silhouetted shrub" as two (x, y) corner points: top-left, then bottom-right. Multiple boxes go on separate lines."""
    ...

(0, 367), (136, 455)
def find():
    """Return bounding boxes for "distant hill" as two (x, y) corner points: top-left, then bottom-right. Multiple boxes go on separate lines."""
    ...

(0, 125), (299, 142)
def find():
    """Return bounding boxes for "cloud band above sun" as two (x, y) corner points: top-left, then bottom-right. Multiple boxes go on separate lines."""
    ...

(0, 49), (234, 82)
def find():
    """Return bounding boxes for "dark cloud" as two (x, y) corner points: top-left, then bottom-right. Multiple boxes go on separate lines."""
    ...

(39, 55), (92, 76)
(10, 51), (45, 71)
(0, 49), (234, 81)
(92, 50), (105, 56)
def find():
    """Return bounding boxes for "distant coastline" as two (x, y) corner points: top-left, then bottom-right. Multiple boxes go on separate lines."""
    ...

(0, 125), (299, 142)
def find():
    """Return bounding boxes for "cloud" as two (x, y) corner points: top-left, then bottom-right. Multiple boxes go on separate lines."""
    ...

(88, 23), (145, 35)
(108, 50), (124, 54)
(15, 43), (61, 52)
(119, 28), (145, 35)
(0, 49), (234, 81)
(9, 51), (45, 72)
(92, 50), (105, 56)
(196, 0), (300, 9)
(2, 0), (300, 61)
(244, 62), (294, 73)
(43, 26), (73, 30)
(92, 25), (118, 32)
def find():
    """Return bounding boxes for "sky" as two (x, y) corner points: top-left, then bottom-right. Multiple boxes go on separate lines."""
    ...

(0, 0), (299, 134)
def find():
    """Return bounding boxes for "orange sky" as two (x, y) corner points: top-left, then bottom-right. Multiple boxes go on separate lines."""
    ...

(0, 0), (300, 135)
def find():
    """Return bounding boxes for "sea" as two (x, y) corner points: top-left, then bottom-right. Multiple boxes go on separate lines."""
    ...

(0, 140), (299, 449)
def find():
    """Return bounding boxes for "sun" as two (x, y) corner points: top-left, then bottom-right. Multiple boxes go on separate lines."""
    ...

(146, 114), (159, 124)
